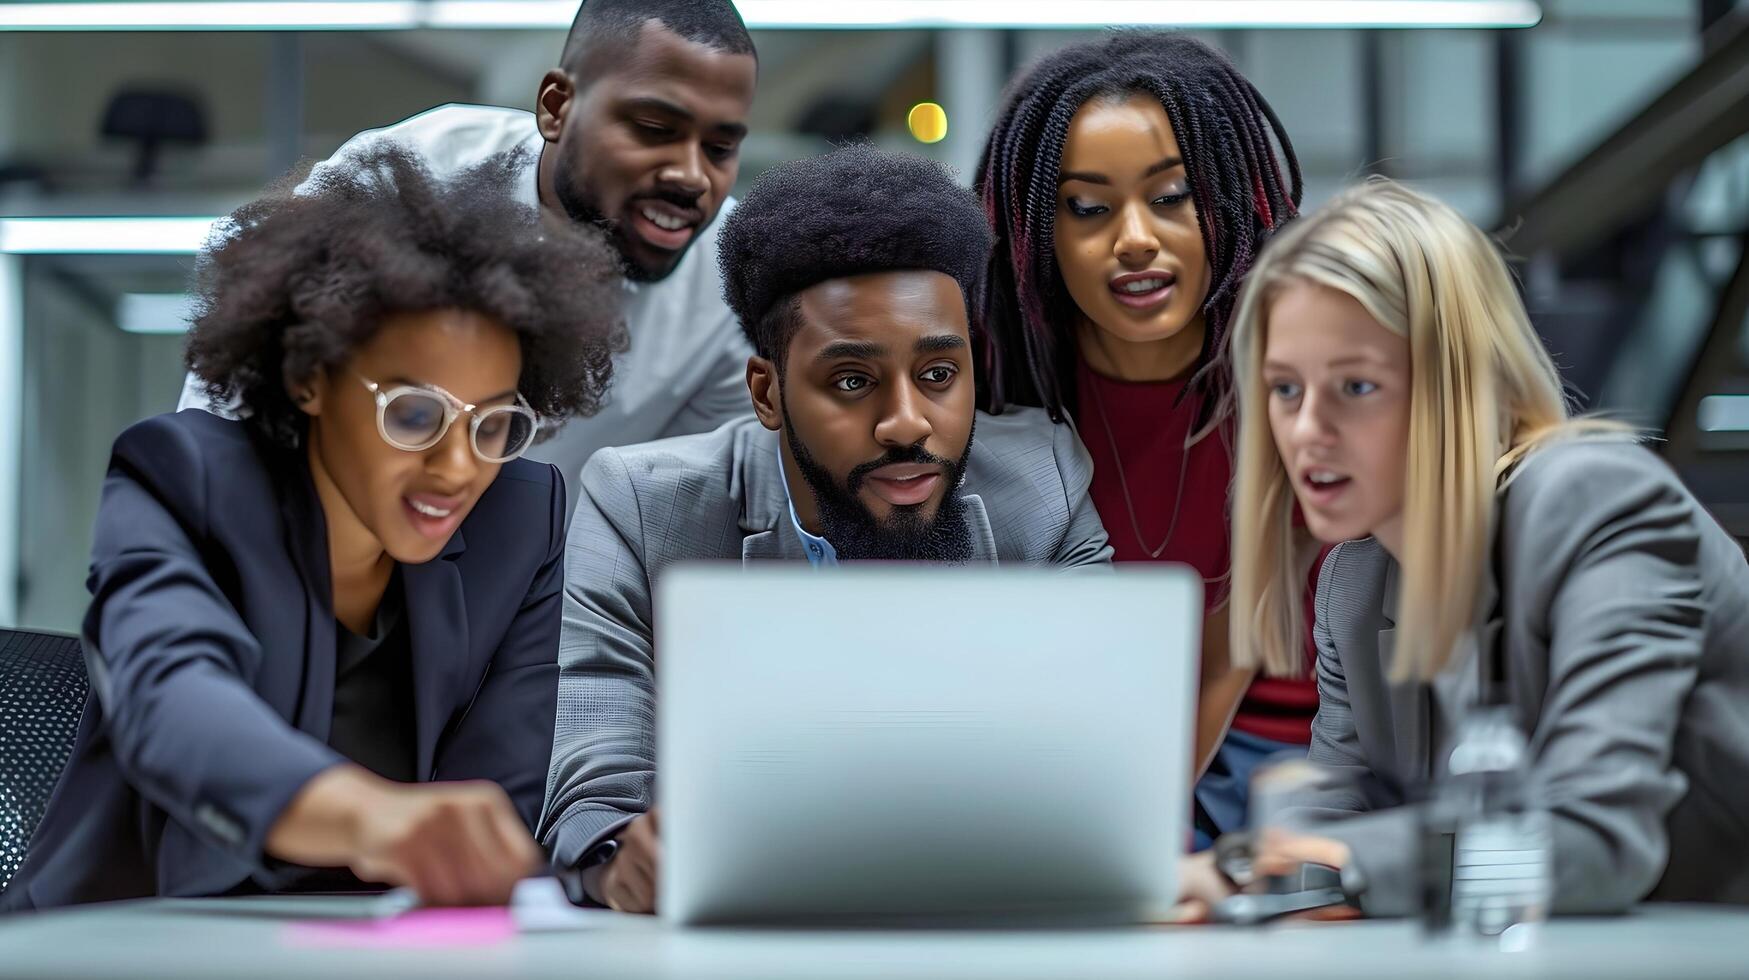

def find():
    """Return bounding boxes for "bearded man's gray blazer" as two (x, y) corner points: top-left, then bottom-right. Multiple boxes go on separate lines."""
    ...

(539, 410), (1114, 867)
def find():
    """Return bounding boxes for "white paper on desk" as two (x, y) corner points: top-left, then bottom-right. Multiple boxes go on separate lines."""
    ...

(511, 877), (649, 932)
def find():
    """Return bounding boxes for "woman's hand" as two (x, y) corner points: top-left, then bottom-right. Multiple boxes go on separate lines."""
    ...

(1167, 850), (1237, 922)
(1168, 831), (1355, 924)
(1250, 827), (1351, 880)
(267, 764), (541, 906)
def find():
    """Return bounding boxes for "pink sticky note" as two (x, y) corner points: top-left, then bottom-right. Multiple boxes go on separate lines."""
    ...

(284, 907), (516, 949)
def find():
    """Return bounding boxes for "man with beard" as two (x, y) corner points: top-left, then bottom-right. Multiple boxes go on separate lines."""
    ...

(180, 0), (758, 515)
(543, 145), (1113, 913)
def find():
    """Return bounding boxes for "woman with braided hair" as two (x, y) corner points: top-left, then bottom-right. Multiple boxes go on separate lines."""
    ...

(975, 31), (1318, 848)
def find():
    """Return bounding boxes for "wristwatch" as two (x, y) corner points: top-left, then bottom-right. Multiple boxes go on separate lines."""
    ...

(579, 838), (621, 871)
(562, 838), (621, 907)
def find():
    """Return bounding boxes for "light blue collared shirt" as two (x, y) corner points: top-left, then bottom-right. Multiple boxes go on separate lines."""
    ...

(779, 466), (838, 567)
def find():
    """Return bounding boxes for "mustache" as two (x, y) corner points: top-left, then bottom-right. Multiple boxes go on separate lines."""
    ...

(845, 444), (954, 496)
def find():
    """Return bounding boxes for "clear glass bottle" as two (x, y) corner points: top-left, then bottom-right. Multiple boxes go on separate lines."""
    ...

(1435, 706), (1552, 947)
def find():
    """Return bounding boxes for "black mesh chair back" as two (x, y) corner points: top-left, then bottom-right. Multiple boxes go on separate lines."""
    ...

(0, 629), (88, 895)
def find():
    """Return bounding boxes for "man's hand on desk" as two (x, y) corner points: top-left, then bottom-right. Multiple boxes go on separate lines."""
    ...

(586, 808), (662, 914)
(267, 764), (541, 906)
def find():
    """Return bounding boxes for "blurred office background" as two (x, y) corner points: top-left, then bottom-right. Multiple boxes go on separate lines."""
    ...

(0, 0), (1746, 631)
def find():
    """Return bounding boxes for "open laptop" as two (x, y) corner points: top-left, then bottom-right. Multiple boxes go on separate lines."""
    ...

(656, 565), (1201, 926)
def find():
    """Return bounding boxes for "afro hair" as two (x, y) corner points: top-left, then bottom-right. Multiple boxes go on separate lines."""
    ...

(716, 144), (993, 364)
(185, 142), (627, 449)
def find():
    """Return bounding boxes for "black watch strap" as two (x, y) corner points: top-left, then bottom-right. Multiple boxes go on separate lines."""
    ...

(579, 837), (620, 871)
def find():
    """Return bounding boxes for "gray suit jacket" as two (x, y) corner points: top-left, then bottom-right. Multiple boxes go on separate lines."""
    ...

(1288, 438), (1749, 915)
(540, 410), (1114, 866)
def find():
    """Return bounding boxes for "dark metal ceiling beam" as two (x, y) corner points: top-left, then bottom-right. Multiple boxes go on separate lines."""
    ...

(1499, 11), (1749, 254)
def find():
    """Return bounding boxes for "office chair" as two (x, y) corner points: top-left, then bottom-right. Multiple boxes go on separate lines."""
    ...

(0, 629), (88, 895)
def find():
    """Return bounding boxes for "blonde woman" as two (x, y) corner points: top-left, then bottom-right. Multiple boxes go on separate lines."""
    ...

(1214, 178), (1749, 915)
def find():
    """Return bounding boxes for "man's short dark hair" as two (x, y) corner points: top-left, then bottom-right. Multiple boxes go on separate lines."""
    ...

(560, 0), (755, 80)
(185, 144), (626, 449)
(717, 144), (994, 364)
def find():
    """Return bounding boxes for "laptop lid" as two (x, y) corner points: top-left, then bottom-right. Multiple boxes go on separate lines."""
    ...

(657, 564), (1200, 925)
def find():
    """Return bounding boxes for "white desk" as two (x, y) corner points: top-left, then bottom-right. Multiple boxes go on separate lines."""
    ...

(1, 898), (1745, 979)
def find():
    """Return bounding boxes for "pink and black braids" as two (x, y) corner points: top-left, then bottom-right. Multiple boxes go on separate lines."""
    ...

(974, 32), (1302, 422)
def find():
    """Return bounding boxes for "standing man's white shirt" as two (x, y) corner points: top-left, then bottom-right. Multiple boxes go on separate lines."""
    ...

(178, 103), (753, 515)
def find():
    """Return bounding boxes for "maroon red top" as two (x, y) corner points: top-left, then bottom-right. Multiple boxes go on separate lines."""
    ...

(1076, 360), (1319, 745)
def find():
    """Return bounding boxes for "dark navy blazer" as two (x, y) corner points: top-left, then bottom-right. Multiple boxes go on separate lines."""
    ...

(4, 410), (565, 909)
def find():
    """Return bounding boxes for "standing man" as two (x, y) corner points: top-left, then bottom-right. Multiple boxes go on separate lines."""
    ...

(181, 0), (760, 512)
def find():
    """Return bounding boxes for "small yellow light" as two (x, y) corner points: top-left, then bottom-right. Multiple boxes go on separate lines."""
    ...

(907, 102), (948, 144)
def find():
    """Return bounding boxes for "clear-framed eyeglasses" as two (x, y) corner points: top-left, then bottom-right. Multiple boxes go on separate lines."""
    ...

(355, 373), (540, 463)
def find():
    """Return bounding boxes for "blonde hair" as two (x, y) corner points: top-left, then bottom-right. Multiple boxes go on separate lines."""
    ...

(1228, 178), (1614, 682)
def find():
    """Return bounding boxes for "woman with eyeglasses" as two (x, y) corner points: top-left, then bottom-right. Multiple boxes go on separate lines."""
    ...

(5, 145), (624, 911)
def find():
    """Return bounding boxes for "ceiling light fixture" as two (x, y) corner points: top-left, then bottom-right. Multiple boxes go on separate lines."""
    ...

(0, 0), (1544, 32)
(0, 217), (219, 254)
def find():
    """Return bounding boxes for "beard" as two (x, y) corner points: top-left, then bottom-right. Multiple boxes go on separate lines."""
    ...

(552, 163), (696, 284)
(782, 403), (977, 564)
